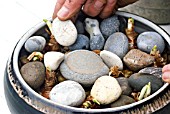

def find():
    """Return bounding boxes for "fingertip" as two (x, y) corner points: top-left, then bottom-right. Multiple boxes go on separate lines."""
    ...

(162, 72), (170, 83)
(57, 6), (70, 21)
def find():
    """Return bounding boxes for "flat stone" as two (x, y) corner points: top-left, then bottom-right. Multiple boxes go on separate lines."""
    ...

(139, 67), (162, 78)
(123, 49), (155, 71)
(60, 50), (109, 86)
(100, 50), (123, 70)
(104, 32), (129, 59)
(49, 80), (86, 107)
(91, 76), (122, 105)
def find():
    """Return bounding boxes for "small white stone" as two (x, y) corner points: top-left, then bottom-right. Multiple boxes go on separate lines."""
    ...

(44, 51), (64, 70)
(91, 76), (122, 105)
(100, 50), (123, 70)
(52, 18), (77, 46)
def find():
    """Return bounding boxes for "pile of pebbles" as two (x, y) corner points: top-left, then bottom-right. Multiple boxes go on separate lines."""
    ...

(19, 13), (167, 108)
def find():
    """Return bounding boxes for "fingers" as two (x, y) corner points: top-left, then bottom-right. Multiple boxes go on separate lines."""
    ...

(53, 0), (86, 21)
(52, 0), (65, 20)
(83, 0), (107, 17)
(99, 0), (117, 19)
(162, 64), (170, 83)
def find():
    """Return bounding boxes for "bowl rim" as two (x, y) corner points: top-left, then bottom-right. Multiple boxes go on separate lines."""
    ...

(12, 11), (170, 113)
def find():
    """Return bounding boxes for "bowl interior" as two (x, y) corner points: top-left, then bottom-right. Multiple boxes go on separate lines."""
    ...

(12, 11), (170, 113)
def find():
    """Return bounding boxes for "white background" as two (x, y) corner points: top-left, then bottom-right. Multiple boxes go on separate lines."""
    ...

(0, 0), (169, 114)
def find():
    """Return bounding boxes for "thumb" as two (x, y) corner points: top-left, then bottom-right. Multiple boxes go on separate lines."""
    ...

(57, 0), (86, 21)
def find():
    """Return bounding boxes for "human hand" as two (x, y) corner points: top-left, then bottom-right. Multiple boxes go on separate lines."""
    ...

(162, 64), (170, 83)
(52, 0), (138, 21)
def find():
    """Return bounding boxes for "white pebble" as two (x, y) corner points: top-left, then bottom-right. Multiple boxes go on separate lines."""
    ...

(44, 51), (64, 70)
(100, 50), (123, 70)
(91, 76), (122, 105)
(52, 18), (77, 46)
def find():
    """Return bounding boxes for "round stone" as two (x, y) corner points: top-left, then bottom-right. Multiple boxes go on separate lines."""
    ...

(100, 50), (123, 70)
(104, 32), (129, 59)
(20, 61), (45, 89)
(24, 36), (46, 53)
(52, 18), (77, 46)
(137, 31), (165, 53)
(49, 80), (86, 107)
(60, 50), (109, 86)
(100, 15), (120, 38)
(128, 73), (164, 93)
(69, 34), (90, 51)
(91, 76), (122, 105)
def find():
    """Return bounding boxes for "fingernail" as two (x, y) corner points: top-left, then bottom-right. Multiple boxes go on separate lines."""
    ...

(94, 1), (104, 9)
(57, 6), (69, 18)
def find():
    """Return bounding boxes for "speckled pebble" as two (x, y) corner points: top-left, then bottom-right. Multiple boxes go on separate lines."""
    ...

(137, 31), (165, 53)
(128, 73), (164, 93)
(49, 80), (86, 106)
(60, 50), (109, 86)
(139, 67), (162, 78)
(100, 15), (120, 38)
(69, 34), (89, 51)
(91, 76), (122, 105)
(90, 34), (105, 50)
(20, 61), (45, 89)
(123, 49), (155, 71)
(100, 50), (123, 70)
(44, 51), (64, 71)
(110, 95), (135, 108)
(104, 32), (129, 59)
(116, 77), (132, 95)
(52, 18), (77, 46)
(24, 36), (46, 53)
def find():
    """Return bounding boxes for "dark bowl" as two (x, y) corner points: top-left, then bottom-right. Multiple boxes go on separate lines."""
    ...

(4, 11), (170, 114)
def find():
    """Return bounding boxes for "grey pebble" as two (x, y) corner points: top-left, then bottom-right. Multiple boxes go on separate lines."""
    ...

(139, 67), (162, 78)
(100, 15), (120, 38)
(104, 32), (129, 59)
(69, 34), (89, 51)
(90, 34), (105, 50)
(24, 36), (46, 53)
(75, 20), (85, 34)
(49, 80), (86, 107)
(137, 31), (165, 53)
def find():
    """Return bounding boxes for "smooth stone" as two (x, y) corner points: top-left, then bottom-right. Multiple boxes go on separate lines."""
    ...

(75, 20), (85, 34)
(60, 50), (109, 86)
(128, 73), (164, 93)
(137, 31), (165, 53)
(69, 34), (90, 51)
(104, 32), (129, 59)
(110, 95), (135, 108)
(123, 49), (155, 71)
(44, 51), (64, 71)
(49, 80), (86, 107)
(139, 67), (162, 78)
(91, 76), (122, 105)
(116, 77), (132, 95)
(90, 34), (105, 50)
(100, 15), (120, 38)
(52, 18), (77, 46)
(100, 50), (123, 70)
(24, 36), (46, 53)
(20, 61), (45, 89)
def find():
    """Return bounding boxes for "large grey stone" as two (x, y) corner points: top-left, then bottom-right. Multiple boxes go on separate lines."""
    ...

(60, 50), (109, 86)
